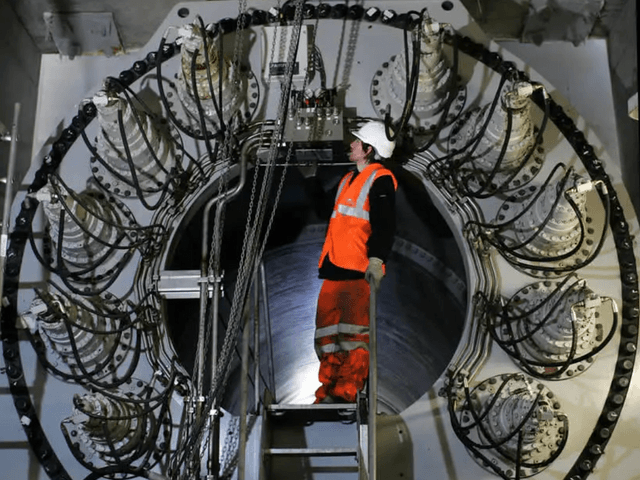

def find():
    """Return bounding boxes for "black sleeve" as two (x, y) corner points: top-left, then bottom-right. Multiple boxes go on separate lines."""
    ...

(367, 175), (396, 262)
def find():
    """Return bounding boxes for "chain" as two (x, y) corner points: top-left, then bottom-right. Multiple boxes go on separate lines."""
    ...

(209, 0), (306, 441)
(218, 416), (240, 478)
(339, 0), (364, 91)
(178, 3), (313, 475)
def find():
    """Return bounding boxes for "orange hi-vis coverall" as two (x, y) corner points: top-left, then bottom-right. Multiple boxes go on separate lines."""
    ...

(315, 163), (397, 403)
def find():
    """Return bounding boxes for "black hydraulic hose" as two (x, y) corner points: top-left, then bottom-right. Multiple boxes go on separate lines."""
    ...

(384, 32), (420, 142)
(48, 177), (148, 250)
(106, 77), (206, 176)
(76, 376), (176, 425)
(196, 15), (226, 130)
(190, 47), (219, 170)
(473, 87), (551, 199)
(460, 105), (513, 197)
(156, 37), (207, 141)
(515, 431), (524, 480)
(446, 381), (513, 480)
(28, 308), (127, 384)
(65, 317), (142, 390)
(455, 374), (513, 430)
(463, 378), (542, 450)
(497, 277), (576, 321)
(81, 128), (154, 192)
(515, 305), (617, 368)
(120, 89), (174, 177)
(488, 188), (585, 263)
(44, 281), (156, 320)
(502, 297), (578, 378)
(465, 163), (567, 232)
(494, 278), (582, 346)
(416, 29), (461, 153)
(49, 173), (168, 239)
(451, 71), (513, 170)
(499, 181), (610, 273)
(34, 288), (146, 334)
(426, 69), (512, 176)
(484, 170), (581, 259)
(52, 223), (125, 280)
(118, 109), (173, 211)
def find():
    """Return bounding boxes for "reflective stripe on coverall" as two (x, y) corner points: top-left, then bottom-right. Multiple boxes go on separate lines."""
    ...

(314, 163), (397, 402)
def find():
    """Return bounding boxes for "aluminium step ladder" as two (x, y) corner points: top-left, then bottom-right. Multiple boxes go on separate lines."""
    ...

(260, 395), (370, 480)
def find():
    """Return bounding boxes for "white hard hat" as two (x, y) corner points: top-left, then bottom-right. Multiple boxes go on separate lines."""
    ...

(352, 121), (396, 159)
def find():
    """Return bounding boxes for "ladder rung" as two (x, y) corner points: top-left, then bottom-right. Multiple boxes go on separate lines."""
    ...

(268, 403), (357, 412)
(265, 447), (358, 457)
(267, 403), (358, 422)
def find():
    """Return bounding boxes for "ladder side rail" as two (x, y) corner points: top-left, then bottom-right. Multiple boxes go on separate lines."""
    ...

(368, 279), (378, 480)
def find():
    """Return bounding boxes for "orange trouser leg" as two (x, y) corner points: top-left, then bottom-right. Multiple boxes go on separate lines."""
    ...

(314, 279), (370, 402)
(333, 348), (370, 402)
(314, 352), (345, 402)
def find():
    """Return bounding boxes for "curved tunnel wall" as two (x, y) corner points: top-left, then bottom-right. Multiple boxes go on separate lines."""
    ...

(165, 166), (468, 414)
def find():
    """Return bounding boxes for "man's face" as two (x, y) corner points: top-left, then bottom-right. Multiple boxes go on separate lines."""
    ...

(349, 139), (372, 163)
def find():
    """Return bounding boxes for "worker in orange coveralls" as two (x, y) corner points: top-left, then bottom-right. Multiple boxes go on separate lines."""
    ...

(314, 120), (397, 404)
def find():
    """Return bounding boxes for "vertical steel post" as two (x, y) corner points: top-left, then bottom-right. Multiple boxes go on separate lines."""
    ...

(238, 298), (251, 480)
(207, 400), (220, 480)
(259, 262), (276, 400)
(253, 268), (261, 411)
(0, 103), (21, 313)
(368, 282), (378, 480)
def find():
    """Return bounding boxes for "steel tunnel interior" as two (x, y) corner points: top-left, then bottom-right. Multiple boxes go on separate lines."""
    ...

(165, 162), (468, 414)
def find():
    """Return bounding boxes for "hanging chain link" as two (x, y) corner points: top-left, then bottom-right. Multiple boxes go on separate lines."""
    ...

(177, 2), (308, 475)
(339, 0), (364, 91)
(218, 415), (240, 478)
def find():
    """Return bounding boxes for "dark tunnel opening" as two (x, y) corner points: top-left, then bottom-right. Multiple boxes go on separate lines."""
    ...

(165, 163), (467, 413)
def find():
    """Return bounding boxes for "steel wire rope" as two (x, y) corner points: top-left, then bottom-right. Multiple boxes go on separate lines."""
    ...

(338, 0), (363, 91)
(172, 0), (262, 473)
(210, 0), (311, 417)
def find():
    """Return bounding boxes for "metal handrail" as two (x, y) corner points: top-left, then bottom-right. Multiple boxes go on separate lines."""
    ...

(0, 103), (20, 326)
(260, 262), (277, 401)
(368, 279), (378, 480)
